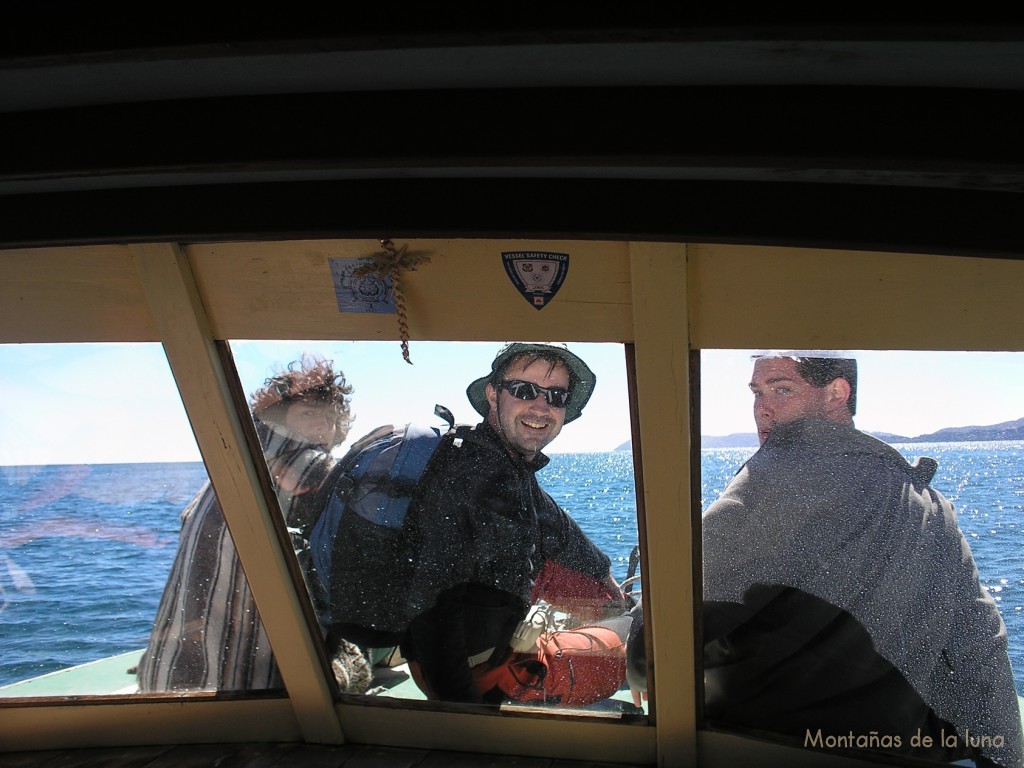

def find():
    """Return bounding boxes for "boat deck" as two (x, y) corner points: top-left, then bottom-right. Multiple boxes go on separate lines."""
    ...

(0, 650), (646, 714)
(0, 743), (641, 768)
(0, 655), (646, 766)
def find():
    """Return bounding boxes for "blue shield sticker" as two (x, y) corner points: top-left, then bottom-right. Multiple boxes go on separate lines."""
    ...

(502, 251), (569, 310)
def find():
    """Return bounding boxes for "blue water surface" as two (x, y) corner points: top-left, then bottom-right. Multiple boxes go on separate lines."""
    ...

(2, 443), (1023, 694)
(0, 463), (205, 685)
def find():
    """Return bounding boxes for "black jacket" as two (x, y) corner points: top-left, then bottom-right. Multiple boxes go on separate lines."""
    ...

(400, 421), (610, 702)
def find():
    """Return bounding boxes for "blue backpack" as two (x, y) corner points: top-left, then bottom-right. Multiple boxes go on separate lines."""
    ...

(308, 405), (463, 647)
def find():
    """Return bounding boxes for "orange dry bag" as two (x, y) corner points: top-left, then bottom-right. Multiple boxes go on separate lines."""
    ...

(477, 619), (628, 706)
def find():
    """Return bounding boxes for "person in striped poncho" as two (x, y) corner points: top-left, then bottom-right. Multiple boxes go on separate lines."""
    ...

(137, 355), (371, 693)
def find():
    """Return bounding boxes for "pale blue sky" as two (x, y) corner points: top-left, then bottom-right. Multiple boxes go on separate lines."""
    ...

(231, 340), (631, 457)
(700, 349), (1024, 438)
(2, 343), (1022, 465)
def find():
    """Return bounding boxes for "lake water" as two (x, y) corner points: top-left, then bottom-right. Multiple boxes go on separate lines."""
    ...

(1, 442), (1022, 692)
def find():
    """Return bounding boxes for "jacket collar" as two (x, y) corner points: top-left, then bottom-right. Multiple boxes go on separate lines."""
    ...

(761, 418), (934, 483)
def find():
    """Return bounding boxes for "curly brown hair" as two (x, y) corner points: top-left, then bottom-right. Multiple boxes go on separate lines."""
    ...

(249, 355), (354, 444)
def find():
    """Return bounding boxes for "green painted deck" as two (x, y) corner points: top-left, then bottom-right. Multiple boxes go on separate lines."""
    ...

(0, 651), (644, 717)
(0, 650), (143, 698)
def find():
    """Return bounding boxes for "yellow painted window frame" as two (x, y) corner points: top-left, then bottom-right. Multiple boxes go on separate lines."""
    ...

(2, 239), (1022, 768)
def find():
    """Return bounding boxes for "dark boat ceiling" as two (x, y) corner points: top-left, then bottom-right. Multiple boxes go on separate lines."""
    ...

(2, 11), (1024, 256)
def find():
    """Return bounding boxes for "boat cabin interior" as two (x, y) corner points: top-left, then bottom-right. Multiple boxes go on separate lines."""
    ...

(3, 11), (1024, 768)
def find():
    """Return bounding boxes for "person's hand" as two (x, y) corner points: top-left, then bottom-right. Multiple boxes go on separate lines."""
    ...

(599, 572), (629, 617)
(268, 456), (303, 493)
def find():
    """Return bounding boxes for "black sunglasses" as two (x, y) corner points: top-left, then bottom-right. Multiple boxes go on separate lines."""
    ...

(498, 379), (572, 408)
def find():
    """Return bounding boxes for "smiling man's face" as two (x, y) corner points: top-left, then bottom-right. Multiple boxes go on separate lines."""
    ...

(485, 356), (569, 461)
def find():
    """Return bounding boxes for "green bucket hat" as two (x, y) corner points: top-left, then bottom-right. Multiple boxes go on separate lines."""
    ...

(466, 342), (596, 423)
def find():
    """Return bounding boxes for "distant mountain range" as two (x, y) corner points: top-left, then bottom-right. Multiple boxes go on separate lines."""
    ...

(614, 416), (1024, 451)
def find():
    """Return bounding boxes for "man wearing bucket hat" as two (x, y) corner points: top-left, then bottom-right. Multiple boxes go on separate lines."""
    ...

(397, 342), (631, 706)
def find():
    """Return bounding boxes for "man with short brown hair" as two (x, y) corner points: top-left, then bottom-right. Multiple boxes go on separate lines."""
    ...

(324, 343), (628, 706)
(703, 352), (1022, 767)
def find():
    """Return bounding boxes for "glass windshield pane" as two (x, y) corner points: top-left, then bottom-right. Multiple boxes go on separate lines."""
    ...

(700, 349), (1024, 765)
(0, 343), (212, 697)
(228, 340), (646, 717)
